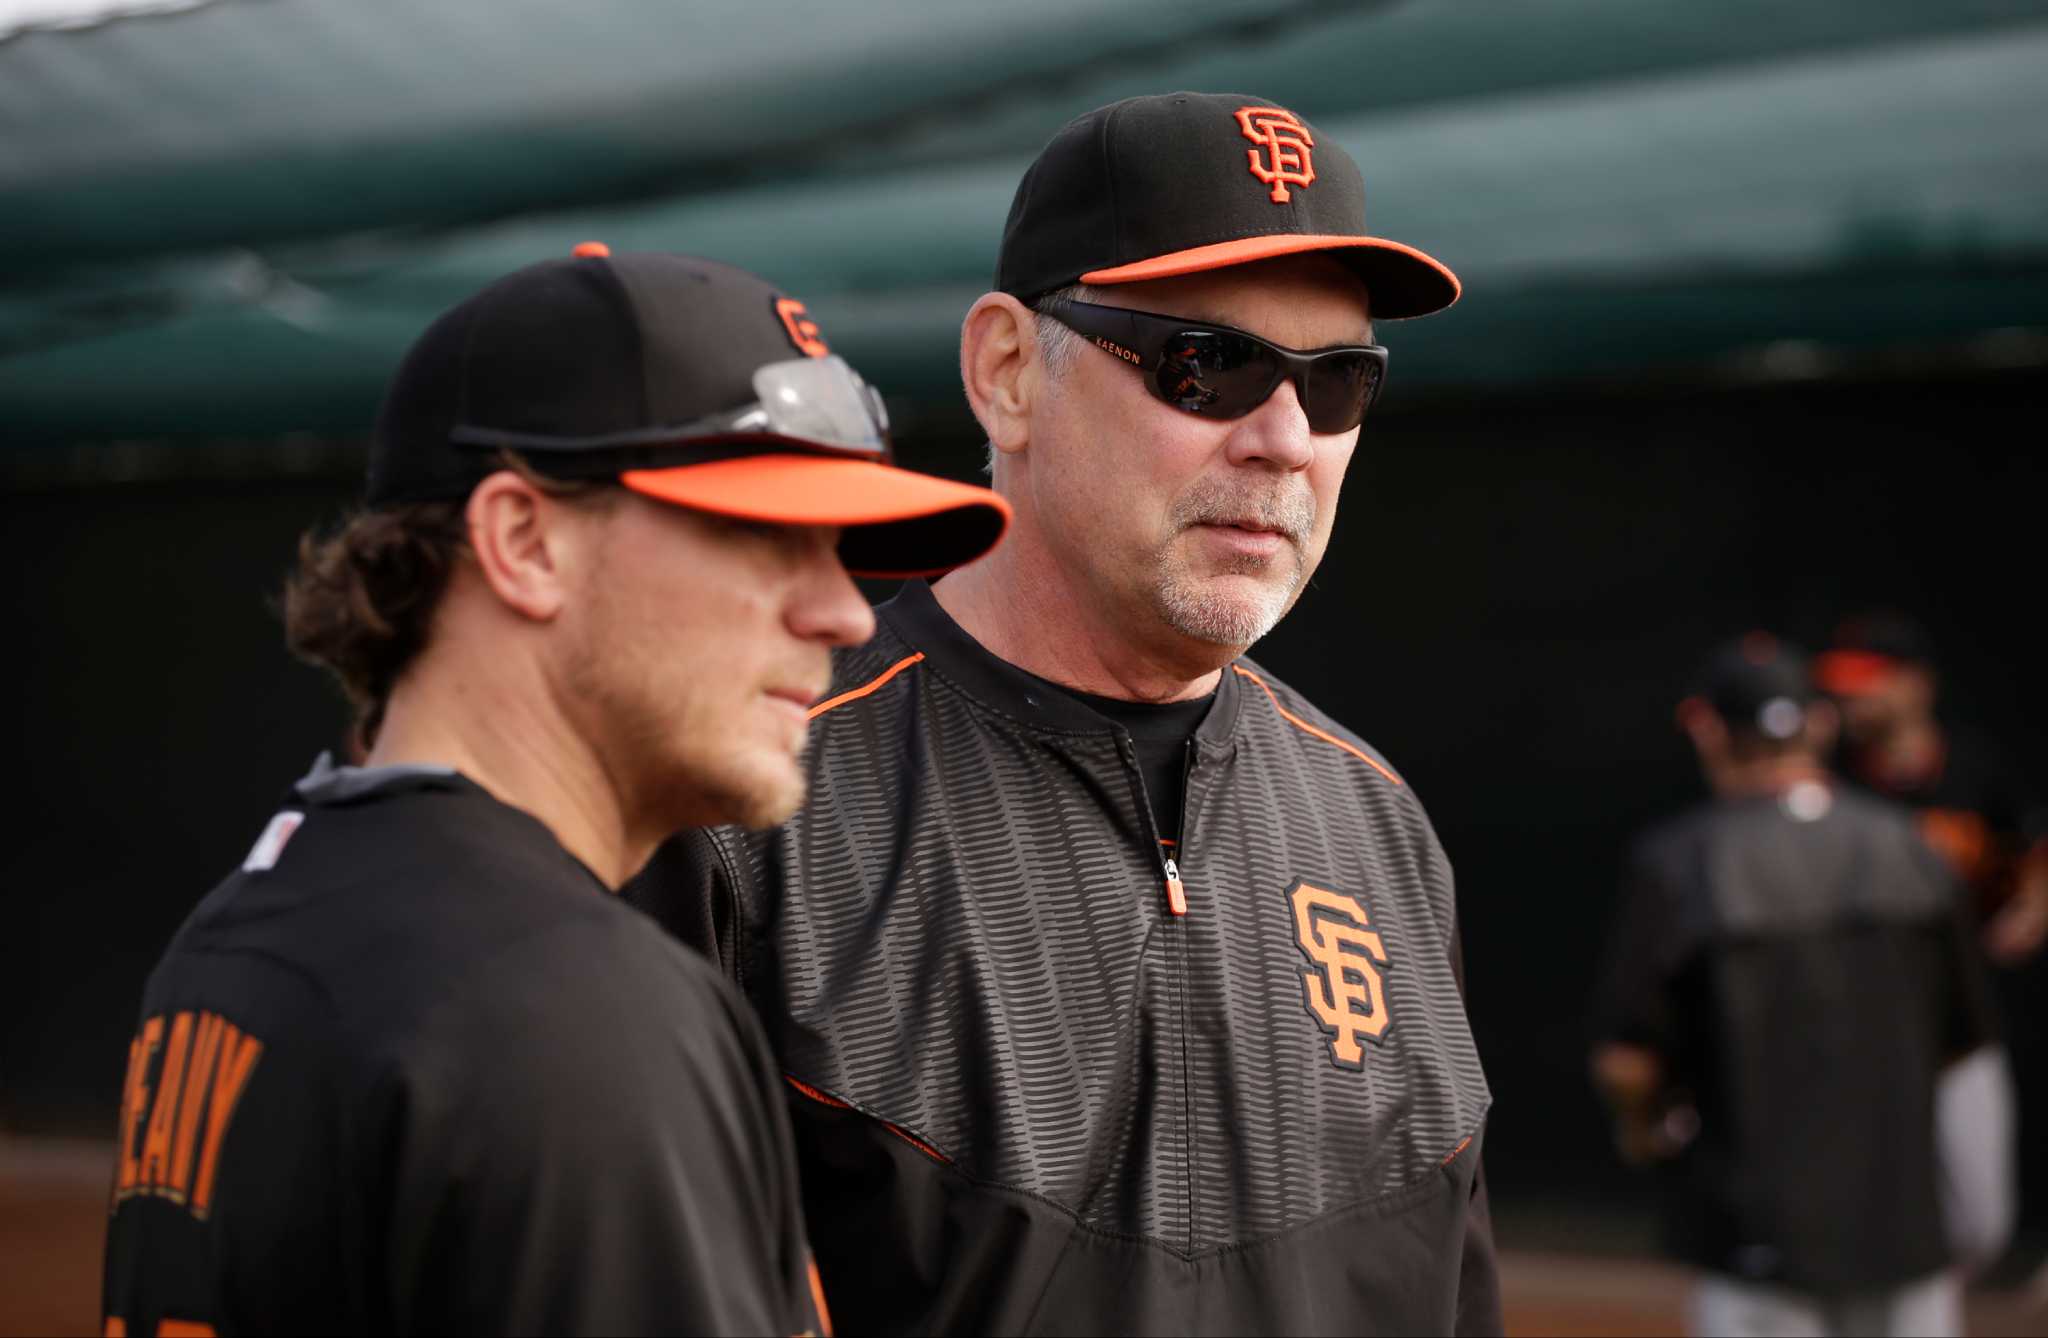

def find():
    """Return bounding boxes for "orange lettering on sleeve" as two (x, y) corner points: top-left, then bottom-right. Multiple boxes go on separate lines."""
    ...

(155, 1321), (217, 1336)
(115, 1016), (164, 1197)
(191, 1025), (263, 1218)
(137, 1012), (193, 1192)
(168, 1012), (226, 1197)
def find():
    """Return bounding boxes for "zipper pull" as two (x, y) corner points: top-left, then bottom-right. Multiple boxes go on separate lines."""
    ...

(1163, 857), (1187, 917)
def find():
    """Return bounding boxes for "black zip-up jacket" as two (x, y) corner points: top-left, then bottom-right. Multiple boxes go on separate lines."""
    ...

(632, 580), (1501, 1335)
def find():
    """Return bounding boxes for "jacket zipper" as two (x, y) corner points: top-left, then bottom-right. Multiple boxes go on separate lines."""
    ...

(1159, 738), (1199, 917)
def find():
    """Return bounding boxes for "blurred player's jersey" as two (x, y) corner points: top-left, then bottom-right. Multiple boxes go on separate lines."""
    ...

(103, 757), (827, 1337)
(1597, 780), (1996, 1292)
(1845, 725), (2048, 921)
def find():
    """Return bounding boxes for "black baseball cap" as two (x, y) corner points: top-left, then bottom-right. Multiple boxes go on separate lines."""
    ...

(370, 244), (1010, 578)
(996, 92), (1458, 318)
(1692, 633), (1817, 740)
(1814, 611), (1935, 696)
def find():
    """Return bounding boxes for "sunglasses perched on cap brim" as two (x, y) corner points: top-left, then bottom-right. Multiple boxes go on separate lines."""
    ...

(448, 355), (892, 477)
(1035, 299), (1388, 434)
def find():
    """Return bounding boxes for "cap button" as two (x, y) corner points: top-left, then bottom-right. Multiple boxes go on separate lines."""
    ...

(571, 241), (612, 258)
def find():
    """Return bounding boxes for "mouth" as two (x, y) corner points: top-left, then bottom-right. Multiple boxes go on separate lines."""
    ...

(764, 685), (826, 720)
(1191, 518), (1297, 558)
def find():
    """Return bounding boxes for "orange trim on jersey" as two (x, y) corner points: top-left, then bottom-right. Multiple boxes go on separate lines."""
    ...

(807, 1255), (835, 1338)
(785, 1074), (851, 1109)
(783, 1074), (953, 1166)
(1232, 665), (1402, 786)
(807, 652), (925, 720)
(1442, 1135), (1474, 1167)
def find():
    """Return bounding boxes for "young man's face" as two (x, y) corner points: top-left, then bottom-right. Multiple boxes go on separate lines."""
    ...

(1027, 253), (1371, 654)
(559, 494), (875, 832)
(1835, 664), (1935, 746)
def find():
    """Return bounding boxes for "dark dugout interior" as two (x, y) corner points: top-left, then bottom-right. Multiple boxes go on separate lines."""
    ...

(8, 362), (2043, 1232)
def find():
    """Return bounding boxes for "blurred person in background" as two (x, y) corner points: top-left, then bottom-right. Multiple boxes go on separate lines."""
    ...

(1592, 634), (1999, 1338)
(1819, 611), (2046, 1278)
(1817, 611), (2048, 964)
(100, 248), (1007, 1335)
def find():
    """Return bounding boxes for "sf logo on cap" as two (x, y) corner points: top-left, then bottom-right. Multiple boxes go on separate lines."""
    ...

(1235, 106), (1316, 204)
(775, 297), (830, 358)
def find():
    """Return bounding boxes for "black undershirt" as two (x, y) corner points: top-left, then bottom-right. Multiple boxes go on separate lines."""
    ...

(1034, 678), (1216, 846)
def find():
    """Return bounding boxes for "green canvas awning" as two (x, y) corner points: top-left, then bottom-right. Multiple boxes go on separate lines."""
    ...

(5, 0), (2047, 447)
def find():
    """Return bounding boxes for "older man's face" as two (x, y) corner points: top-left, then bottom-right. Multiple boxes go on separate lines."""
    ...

(1028, 254), (1370, 653)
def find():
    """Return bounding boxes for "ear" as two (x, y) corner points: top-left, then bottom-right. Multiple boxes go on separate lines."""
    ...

(1674, 696), (1728, 758)
(464, 470), (572, 623)
(960, 292), (1037, 459)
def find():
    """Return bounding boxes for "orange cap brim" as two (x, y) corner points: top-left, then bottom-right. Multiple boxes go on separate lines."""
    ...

(1082, 235), (1460, 319)
(620, 455), (1011, 579)
(1813, 650), (1903, 697)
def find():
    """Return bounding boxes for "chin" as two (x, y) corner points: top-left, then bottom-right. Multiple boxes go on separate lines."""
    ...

(661, 746), (808, 831)
(1156, 571), (1298, 648)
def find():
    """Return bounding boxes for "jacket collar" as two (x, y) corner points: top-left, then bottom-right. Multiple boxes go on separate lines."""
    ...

(876, 579), (1243, 750)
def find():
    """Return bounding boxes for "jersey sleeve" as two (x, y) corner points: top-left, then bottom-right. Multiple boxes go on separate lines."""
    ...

(1591, 832), (1689, 1051)
(1444, 870), (1504, 1334)
(1455, 1164), (1505, 1336)
(376, 914), (819, 1335)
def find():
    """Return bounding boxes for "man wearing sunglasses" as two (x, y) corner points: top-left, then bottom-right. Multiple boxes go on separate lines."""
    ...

(101, 247), (1008, 1336)
(634, 93), (1498, 1335)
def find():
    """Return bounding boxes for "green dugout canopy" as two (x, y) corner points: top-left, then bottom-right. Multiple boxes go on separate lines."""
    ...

(3, 0), (2047, 448)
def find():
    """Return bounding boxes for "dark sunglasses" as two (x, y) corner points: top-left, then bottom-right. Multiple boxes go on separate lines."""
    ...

(1035, 298), (1388, 433)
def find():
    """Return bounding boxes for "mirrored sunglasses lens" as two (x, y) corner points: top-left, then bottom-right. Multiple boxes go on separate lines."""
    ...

(1151, 331), (1276, 417)
(749, 356), (887, 453)
(1302, 352), (1382, 432)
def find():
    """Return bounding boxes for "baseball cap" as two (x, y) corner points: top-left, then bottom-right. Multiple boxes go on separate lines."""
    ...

(370, 245), (1010, 578)
(1692, 633), (1817, 741)
(1813, 612), (1934, 697)
(996, 92), (1458, 318)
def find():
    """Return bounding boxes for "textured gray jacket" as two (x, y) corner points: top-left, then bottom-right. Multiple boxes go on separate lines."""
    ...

(631, 579), (1500, 1335)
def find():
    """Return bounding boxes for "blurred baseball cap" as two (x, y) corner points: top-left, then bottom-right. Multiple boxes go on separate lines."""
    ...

(1814, 612), (1935, 697)
(996, 91), (1458, 318)
(1691, 632), (1817, 741)
(370, 245), (1010, 578)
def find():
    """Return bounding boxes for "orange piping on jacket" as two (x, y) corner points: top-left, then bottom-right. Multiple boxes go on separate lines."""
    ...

(1232, 665), (1402, 786)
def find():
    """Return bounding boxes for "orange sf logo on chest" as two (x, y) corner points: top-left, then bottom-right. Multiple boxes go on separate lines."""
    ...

(1235, 106), (1315, 204)
(1288, 879), (1391, 1070)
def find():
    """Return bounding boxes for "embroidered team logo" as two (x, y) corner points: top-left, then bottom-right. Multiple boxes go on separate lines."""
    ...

(1287, 879), (1391, 1071)
(775, 297), (830, 358)
(1235, 106), (1316, 204)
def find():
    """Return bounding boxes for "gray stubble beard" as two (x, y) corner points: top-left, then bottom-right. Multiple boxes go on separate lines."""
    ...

(1150, 481), (1317, 648)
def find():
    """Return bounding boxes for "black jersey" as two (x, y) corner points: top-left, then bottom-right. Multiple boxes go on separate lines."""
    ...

(630, 580), (1500, 1336)
(1595, 780), (1996, 1292)
(103, 757), (825, 1337)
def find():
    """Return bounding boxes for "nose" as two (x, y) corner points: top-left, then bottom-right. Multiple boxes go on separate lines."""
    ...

(788, 531), (878, 649)
(1222, 376), (1316, 473)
